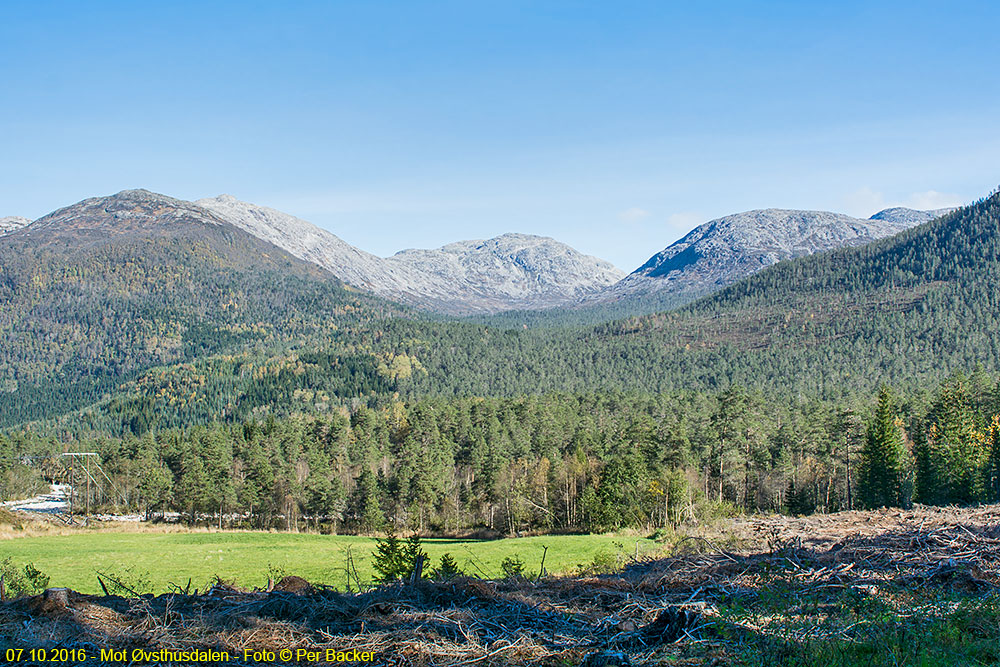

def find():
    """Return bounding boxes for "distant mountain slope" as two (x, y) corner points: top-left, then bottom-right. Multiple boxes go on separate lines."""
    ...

(600, 206), (953, 310)
(195, 195), (402, 292)
(869, 207), (955, 225)
(2, 187), (997, 434)
(198, 195), (623, 315)
(411, 192), (1000, 401)
(382, 233), (624, 313)
(589, 193), (999, 389)
(0, 189), (402, 427)
(0, 216), (29, 235)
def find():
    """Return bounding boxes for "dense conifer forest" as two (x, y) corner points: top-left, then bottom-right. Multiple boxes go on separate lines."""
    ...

(3, 371), (999, 533)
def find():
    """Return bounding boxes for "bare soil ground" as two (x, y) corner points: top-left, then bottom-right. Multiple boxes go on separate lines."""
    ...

(3, 504), (999, 666)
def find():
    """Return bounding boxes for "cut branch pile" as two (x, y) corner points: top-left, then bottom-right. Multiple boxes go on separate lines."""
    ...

(3, 504), (999, 665)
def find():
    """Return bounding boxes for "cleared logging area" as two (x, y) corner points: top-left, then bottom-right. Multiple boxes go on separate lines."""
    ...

(3, 505), (1000, 666)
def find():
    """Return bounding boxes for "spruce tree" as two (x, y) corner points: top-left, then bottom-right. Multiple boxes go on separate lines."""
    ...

(858, 386), (911, 508)
(347, 468), (384, 533)
(434, 553), (463, 580)
(919, 377), (985, 504)
(372, 530), (406, 583)
(984, 416), (1000, 502)
(175, 443), (209, 524)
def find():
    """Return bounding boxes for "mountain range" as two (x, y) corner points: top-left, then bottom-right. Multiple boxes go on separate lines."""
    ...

(196, 195), (953, 314)
(595, 206), (954, 310)
(3, 189), (952, 317)
(196, 194), (624, 314)
(0, 183), (995, 433)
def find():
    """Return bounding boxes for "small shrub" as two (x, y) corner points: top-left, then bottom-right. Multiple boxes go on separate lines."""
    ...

(499, 554), (525, 578)
(692, 498), (741, 521)
(96, 565), (152, 597)
(0, 557), (49, 598)
(648, 527), (675, 541)
(434, 553), (463, 580)
(372, 531), (429, 583)
(265, 563), (287, 584)
(583, 549), (622, 574)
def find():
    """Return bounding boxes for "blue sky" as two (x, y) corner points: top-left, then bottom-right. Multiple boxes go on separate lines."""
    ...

(2, 1), (999, 271)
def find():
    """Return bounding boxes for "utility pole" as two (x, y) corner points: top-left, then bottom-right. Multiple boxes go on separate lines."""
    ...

(85, 455), (91, 517)
(845, 430), (853, 511)
(61, 453), (103, 520)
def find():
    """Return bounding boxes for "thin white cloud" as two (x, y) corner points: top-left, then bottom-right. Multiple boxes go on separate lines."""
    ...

(903, 190), (963, 210)
(842, 187), (964, 217)
(618, 207), (650, 222)
(666, 212), (703, 230)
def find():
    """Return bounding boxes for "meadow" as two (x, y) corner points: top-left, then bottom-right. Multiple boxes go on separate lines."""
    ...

(0, 528), (661, 594)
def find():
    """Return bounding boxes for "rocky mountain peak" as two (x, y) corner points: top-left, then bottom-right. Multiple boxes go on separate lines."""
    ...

(869, 207), (956, 225)
(198, 195), (623, 314)
(0, 216), (31, 236)
(386, 233), (623, 302)
(602, 205), (949, 307)
(27, 189), (226, 238)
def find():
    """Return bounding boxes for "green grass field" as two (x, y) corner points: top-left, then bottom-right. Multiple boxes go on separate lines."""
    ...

(0, 530), (660, 594)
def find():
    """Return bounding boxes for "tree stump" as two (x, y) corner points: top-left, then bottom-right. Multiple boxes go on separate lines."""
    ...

(43, 588), (70, 607)
(640, 606), (704, 643)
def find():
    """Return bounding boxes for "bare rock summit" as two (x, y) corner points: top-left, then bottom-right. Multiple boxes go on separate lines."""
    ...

(198, 195), (624, 314)
(0, 216), (30, 236)
(604, 206), (954, 305)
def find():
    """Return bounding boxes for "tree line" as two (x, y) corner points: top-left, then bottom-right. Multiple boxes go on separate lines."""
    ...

(4, 371), (998, 533)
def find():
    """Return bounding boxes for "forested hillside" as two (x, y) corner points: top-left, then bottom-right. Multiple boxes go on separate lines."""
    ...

(0, 190), (407, 427)
(597, 190), (1000, 387)
(2, 189), (1000, 439)
(395, 191), (1000, 401)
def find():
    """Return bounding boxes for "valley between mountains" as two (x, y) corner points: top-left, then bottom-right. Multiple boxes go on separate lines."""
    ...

(7, 5), (1000, 665)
